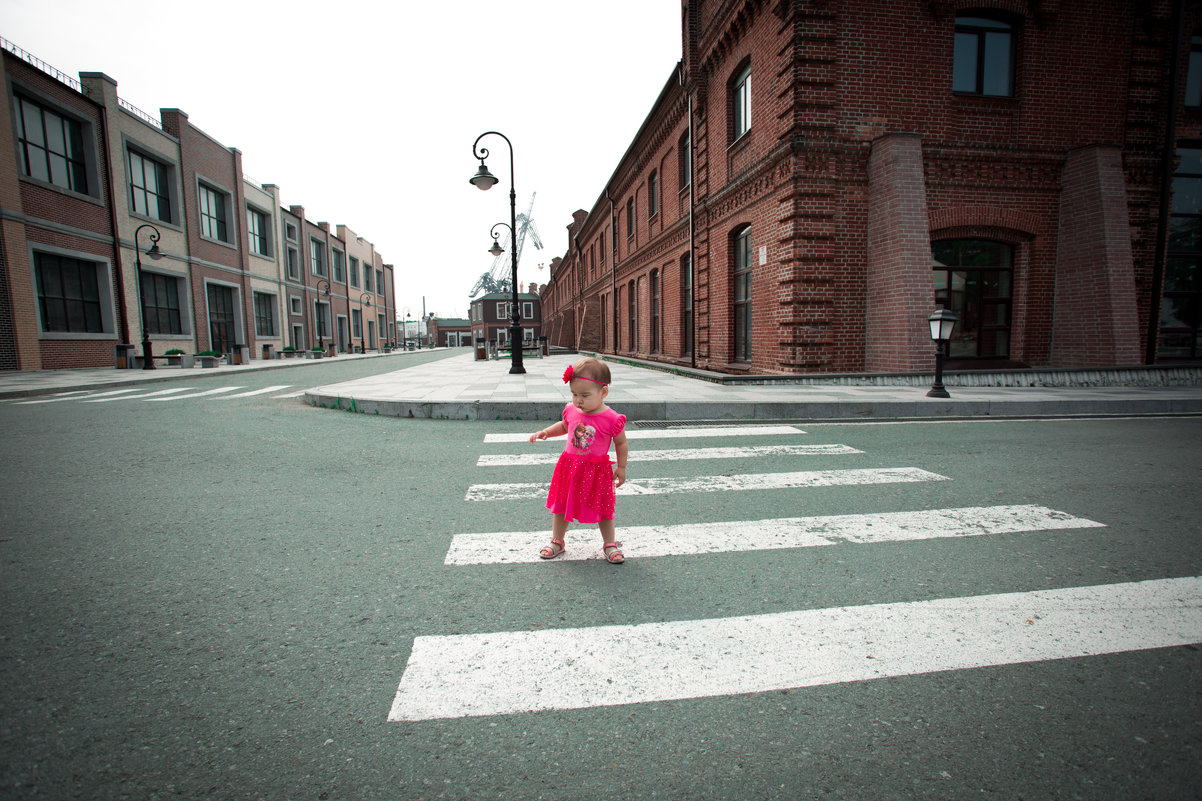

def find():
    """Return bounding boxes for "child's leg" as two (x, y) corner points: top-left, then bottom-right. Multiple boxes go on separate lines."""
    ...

(598, 518), (623, 563)
(540, 513), (569, 559)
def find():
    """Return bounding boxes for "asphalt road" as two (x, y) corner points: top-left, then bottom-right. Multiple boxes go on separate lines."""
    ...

(1, 359), (1199, 801)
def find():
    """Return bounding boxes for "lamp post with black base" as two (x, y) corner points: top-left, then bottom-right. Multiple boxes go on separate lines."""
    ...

(926, 308), (960, 398)
(133, 223), (163, 370)
(470, 130), (525, 374)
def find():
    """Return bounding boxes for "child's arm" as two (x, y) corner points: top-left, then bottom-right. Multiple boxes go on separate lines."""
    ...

(612, 431), (628, 487)
(529, 421), (568, 443)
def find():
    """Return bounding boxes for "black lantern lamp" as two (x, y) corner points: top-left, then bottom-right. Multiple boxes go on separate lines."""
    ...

(470, 131), (524, 374)
(926, 308), (959, 398)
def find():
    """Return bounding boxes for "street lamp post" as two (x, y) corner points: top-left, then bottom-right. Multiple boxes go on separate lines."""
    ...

(316, 279), (330, 350)
(133, 223), (163, 370)
(359, 293), (372, 353)
(470, 131), (525, 374)
(926, 308), (960, 398)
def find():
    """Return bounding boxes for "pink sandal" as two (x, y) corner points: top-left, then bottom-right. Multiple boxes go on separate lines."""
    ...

(540, 538), (565, 559)
(602, 542), (624, 564)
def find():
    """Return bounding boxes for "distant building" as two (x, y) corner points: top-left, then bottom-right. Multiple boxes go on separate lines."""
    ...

(428, 317), (472, 347)
(470, 287), (542, 347)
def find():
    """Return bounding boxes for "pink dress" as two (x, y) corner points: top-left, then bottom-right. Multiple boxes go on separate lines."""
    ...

(545, 403), (627, 523)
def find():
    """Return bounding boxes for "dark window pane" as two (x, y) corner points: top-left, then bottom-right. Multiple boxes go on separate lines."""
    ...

(1170, 217), (1202, 251)
(1166, 258), (1200, 292)
(1177, 148), (1202, 176)
(982, 31), (1012, 96)
(1172, 176), (1202, 214)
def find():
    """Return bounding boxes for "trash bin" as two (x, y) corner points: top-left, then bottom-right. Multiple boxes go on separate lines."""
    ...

(327, 344), (336, 358)
(474, 337), (487, 361)
(262, 343), (274, 360)
(115, 343), (136, 369)
(539, 336), (549, 357)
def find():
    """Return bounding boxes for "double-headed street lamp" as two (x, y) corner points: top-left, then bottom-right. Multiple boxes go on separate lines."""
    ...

(359, 292), (373, 353)
(470, 131), (524, 374)
(133, 223), (162, 370)
(316, 279), (331, 350)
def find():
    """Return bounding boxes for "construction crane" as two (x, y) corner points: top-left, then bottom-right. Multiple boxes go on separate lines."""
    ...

(469, 193), (543, 297)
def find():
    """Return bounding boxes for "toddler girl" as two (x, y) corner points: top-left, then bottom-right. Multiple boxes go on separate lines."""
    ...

(528, 357), (628, 563)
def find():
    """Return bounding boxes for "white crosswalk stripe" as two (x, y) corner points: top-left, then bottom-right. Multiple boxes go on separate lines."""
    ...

(216, 385), (292, 399)
(15, 388), (139, 404)
(484, 424), (805, 443)
(81, 387), (193, 402)
(465, 466), (948, 502)
(388, 425), (1188, 723)
(477, 443), (861, 466)
(444, 504), (1106, 565)
(143, 386), (243, 401)
(388, 576), (1202, 721)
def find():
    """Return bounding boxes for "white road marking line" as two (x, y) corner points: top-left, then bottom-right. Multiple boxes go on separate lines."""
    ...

(477, 443), (862, 467)
(444, 505), (1105, 565)
(15, 388), (140, 404)
(388, 576), (1202, 721)
(216, 385), (292, 399)
(81, 387), (193, 403)
(465, 467), (948, 502)
(484, 425), (805, 443)
(273, 390), (309, 398)
(143, 386), (243, 401)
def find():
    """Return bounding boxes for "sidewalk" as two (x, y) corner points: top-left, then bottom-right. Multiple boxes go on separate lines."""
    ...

(4, 348), (1201, 422)
(0, 349), (402, 399)
(303, 351), (1202, 422)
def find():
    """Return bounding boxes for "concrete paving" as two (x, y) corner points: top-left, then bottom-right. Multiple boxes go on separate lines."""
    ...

(3, 347), (1201, 422)
(303, 350), (1202, 422)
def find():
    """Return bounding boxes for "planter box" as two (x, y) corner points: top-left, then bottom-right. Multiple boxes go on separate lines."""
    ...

(199, 356), (219, 368)
(282, 350), (299, 358)
(166, 355), (181, 366)
(307, 350), (323, 359)
(179, 354), (195, 368)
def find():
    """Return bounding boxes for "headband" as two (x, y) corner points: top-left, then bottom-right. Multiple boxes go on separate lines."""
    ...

(563, 365), (608, 386)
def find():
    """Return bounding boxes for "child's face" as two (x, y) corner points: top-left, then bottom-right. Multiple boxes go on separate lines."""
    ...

(569, 378), (608, 413)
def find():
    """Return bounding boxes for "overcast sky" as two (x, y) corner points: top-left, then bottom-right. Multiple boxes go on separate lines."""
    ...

(2, 0), (682, 320)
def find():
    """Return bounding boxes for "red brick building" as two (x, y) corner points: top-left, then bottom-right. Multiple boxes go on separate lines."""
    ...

(540, 0), (1198, 374)
(0, 39), (396, 370)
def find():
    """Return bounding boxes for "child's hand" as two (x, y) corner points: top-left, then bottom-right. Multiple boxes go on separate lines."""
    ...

(613, 465), (626, 488)
(529, 430), (546, 444)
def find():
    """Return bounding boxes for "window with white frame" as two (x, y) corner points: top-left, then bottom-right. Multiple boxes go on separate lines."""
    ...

(331, 248), (345, 283)
(247, 205), (272, 257)
(140, 271), (184, 335)
(14, 93), (91, 195)
(349, 256), (360, 289)
(732, 62), (751, 141)
(522, 301), (533, 319)
(34, 251), (112, 334)
(253, 291), (277, 336)
(363, 263), (373, 292)
(199, 183), (230, 242)
(310, 238), (326, 277)
(290, 296), (301, 316)
(287, 246), (299, 280)
(129, 149), (173, 222)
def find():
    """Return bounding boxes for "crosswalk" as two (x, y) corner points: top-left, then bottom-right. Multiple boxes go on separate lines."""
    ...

(12, 385), (304, 405)
(388, 423), (1202, 723)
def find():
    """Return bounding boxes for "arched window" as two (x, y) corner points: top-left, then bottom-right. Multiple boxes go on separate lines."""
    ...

(733, 225), (752, 361)
(932, 238), (1013, 359)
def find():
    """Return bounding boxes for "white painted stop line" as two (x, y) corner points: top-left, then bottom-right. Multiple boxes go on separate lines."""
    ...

(465, 467), (948, 502)
(477, 443), (861, 467)
(388, 576), (1202, 721)
(484, 425), (805, 443)
(444, 505), (1105, 565)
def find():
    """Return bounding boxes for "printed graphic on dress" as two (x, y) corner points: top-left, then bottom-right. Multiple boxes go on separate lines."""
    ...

(572, 423), (596, 452)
